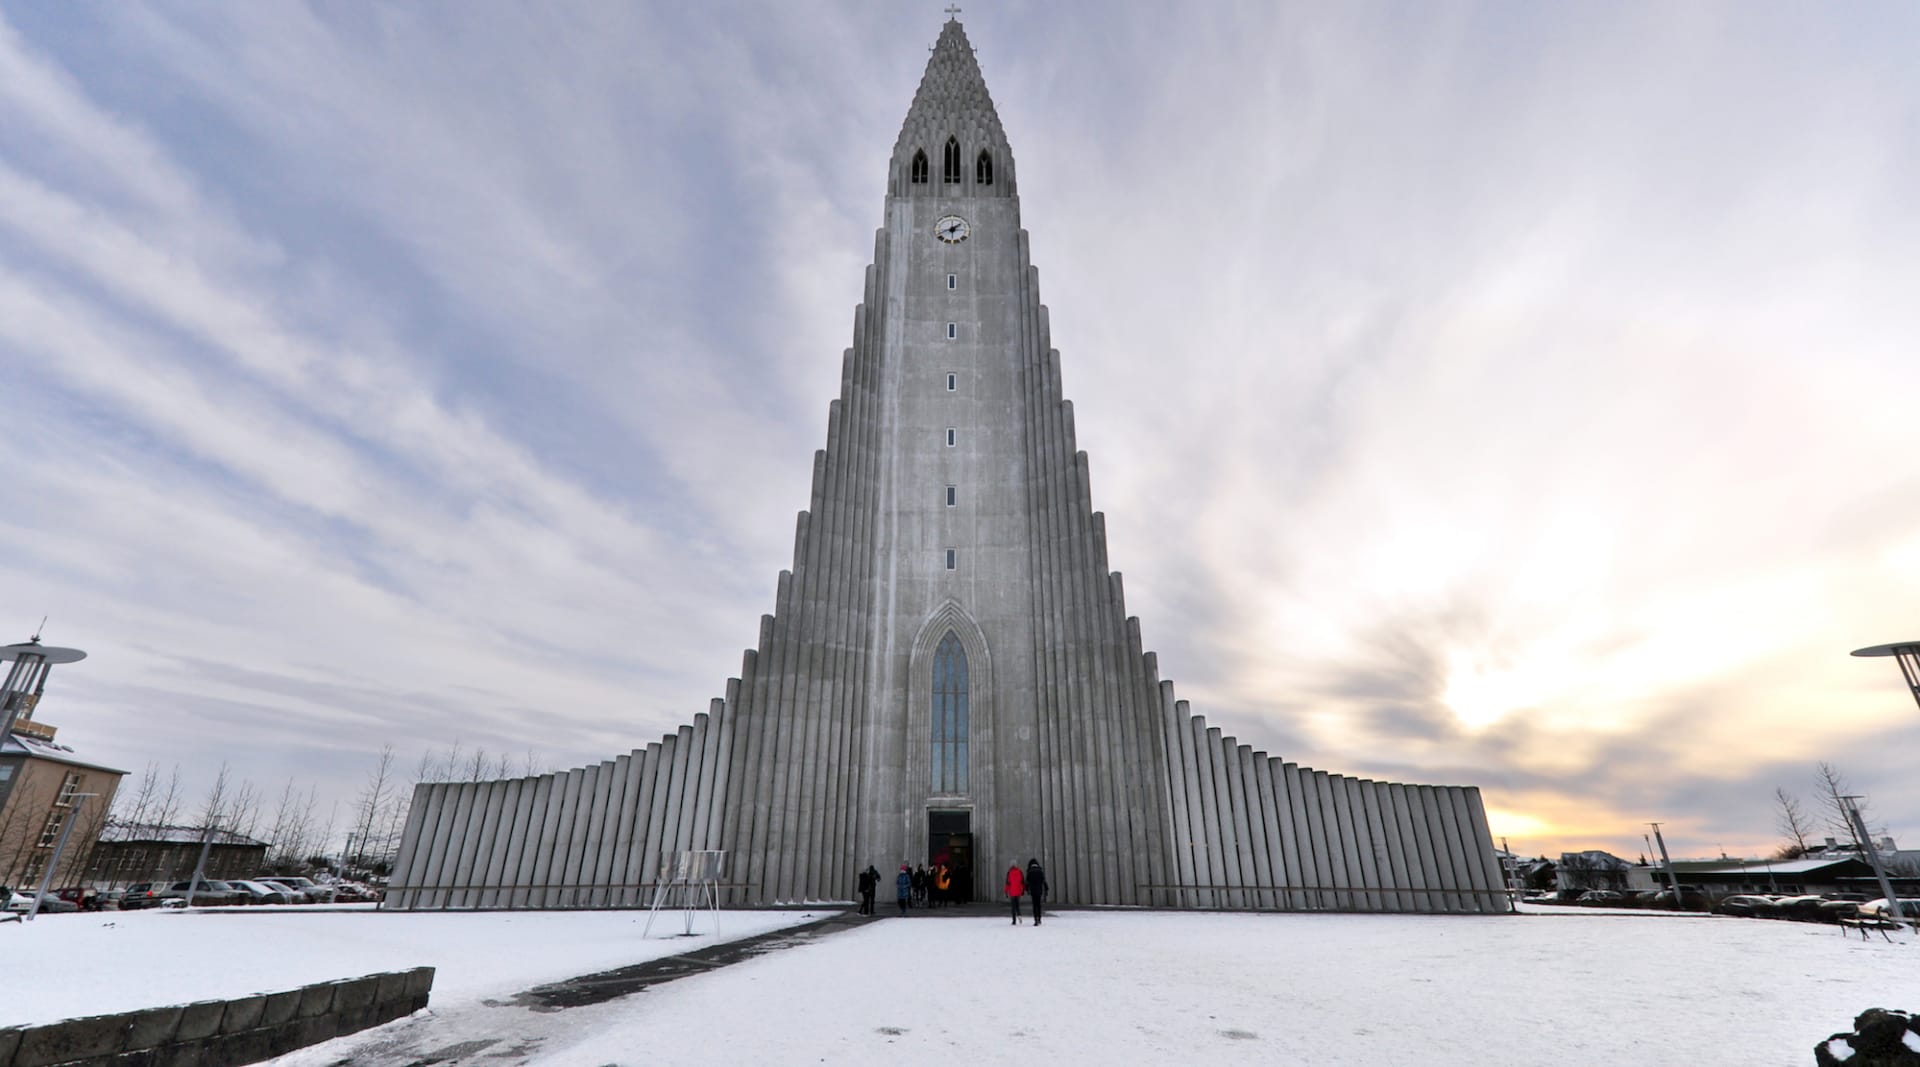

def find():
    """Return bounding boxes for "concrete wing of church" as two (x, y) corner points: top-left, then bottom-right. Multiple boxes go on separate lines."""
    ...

(386, 19), (1510, 915)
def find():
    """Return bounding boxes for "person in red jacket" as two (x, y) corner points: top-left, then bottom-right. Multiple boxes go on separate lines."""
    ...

(1005, 862), (1026, 925)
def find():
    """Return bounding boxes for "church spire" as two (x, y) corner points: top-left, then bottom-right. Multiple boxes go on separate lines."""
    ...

(890, 19), (1014, 197)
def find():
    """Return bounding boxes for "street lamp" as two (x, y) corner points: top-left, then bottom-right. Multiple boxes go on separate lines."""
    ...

(27, 792), (100, 920)
(1849, 641), (1920, 714)
(1841, 795), (1905, 927)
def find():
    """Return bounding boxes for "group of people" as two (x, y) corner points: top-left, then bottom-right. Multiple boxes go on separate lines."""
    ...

(858, 862), (959, 915)
(853, 858), (1048, 926)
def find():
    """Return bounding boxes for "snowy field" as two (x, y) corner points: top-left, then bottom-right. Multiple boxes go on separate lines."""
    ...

(0, 905), (812, 1028)
(6, 904), (1914, 1065)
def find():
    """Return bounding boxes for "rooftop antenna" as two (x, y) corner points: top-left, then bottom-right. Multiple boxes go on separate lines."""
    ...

(31, 616), (46, 642)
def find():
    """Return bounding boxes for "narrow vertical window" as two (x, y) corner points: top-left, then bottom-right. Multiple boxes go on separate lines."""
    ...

(945, 549), (957, 570)
(946, 373), (957, 391)
(931, 631), (969, 792)
(946, 485), (957, 507)
(911, 149), (929, 184)
(976, 149), (993, 186)
(946, 428), (956, 446)
(946, 323), (957, 340)
(947, 274), (957, 290)
(943, 136), (961, 183)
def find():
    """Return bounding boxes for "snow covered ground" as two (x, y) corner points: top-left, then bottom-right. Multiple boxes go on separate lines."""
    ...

(6, 904), (1913, 1065)
(0, 904), (812, 1028)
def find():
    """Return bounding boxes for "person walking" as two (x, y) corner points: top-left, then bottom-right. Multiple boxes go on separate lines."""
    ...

(1005, 862), (1026, 925)
(912, 864), (928, 907)
(1025, 858), (1048, 926)
(934, 863), (951, 908)
(857, 864), (879, 915)
(896, 864), (913, 916)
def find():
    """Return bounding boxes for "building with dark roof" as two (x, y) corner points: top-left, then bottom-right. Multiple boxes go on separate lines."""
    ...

(85, 823), (270, 888)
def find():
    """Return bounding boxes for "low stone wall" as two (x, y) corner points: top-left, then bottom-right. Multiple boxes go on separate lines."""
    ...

(0, 966), (433, 1067)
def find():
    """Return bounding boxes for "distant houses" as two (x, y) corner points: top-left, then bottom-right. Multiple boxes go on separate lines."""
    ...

(1541, 846), (1918, 899)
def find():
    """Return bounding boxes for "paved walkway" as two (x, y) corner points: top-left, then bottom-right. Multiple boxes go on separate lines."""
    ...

(279, 910), (883, 1065)
(505, 909), (882, 1011)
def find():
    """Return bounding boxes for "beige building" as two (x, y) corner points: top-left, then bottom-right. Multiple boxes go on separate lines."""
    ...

(0, 717), (125, 890)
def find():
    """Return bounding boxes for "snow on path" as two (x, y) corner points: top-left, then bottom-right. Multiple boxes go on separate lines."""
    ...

(11, 906), (1912, 1065)
(0, 905), (812, 1028)
(536, 909), (1914, 1066)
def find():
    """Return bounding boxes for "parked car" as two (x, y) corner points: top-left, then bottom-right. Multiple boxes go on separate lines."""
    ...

(254, 878), (312, 903)
(1858, 898), (1920, 921)
(1632, 887), (1708, 910)
(1818, 897), (1868, 922)
(53, 886), (113, 911)
(1576, 890), (1625, 906)
(1, 887), (76, 913)
(332, 882), (382, 903)
(120, 882), (176, 910)
(227, 879), (296, 905)
(1773, 895), (1830, 923)
(259, 876), (335, 903)
(1715, 894), (1779, 918)
(163, 880), (249, 906)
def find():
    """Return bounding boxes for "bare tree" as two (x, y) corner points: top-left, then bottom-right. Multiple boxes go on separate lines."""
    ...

(1774, 787), (1814, 857)
(109, 763), (162, 833)
(1814, 762), (1875, 853)
(0, 779), (50, 883)
(152, 763), (184, 830)
(350, 746), (397, 867)
(196, 763), (233, 832)
(312, 800), (339, 869)
(265, 780), (322, 868)
(226, 778), (263, 841)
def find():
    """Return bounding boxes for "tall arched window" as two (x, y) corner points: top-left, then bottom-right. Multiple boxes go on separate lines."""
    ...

(910, 149), (928, 184)
(976, 149), (993, 186)
(931, 631), (968, 793)
(942, 136), (961, 184)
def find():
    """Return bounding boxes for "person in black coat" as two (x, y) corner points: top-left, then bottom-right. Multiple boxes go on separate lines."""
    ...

(857, 864), (879, 915)
(1025, 858), (1049, 926)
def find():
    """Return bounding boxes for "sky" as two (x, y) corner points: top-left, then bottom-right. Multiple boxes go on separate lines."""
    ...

(1, 1), (1917, 863)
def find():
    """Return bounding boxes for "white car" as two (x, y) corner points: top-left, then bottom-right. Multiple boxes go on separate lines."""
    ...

(1858, 898), (1920, 922)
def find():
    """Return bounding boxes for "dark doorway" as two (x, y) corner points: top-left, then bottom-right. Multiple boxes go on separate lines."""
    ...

(927, 810), (973, 904)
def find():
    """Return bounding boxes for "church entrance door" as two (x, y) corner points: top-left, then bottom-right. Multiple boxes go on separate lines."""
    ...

(927, 809), (973, 905)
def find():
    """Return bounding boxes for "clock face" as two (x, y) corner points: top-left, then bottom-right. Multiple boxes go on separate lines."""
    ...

(934, 215), (971, 243)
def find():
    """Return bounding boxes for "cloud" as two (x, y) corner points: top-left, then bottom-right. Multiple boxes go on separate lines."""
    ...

(1, 2), (1916, 866)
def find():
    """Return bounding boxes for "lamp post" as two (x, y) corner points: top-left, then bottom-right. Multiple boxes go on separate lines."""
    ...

(1650, 822), (1685, 909)
(27, 792), (99, 920)
(1849, 641), (1920, 713)
(1842, 795), (1904, 926)
(1, 636), (87, 743)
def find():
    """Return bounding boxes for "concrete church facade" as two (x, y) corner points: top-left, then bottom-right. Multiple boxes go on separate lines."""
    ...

(387, 19), (1508, 915)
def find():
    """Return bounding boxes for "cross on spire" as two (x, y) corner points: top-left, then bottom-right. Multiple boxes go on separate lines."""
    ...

(944, 4), (962, 19)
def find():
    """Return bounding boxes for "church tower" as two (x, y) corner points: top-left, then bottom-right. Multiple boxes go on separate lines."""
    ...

(388, 19), (1509, 915)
